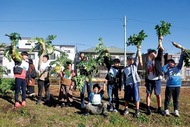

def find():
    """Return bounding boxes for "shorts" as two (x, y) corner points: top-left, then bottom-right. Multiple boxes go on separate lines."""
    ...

(146, 79), (161, 95)
(124, 83), (140, 102)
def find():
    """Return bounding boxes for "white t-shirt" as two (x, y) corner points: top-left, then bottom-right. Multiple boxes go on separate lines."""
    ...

(19, 60), (29, 71)
(40, 62), (50, 71)
(92, 94), (101, 105)
(147, 60), (162, 80)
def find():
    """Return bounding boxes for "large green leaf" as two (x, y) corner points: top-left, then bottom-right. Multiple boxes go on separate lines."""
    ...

(127, 30), (147, 47)
(155, 21), (171, 37)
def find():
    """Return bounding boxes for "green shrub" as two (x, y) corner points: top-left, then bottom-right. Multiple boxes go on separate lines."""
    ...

(0, 78), (15, 95)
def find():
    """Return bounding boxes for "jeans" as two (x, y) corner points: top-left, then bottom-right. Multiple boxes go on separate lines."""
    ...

(107, 84), (119, 110)
(37, 79), (50, 101)
(164, 87), (180, 111)
(15, 78), (27, 102)
(80, 82), (92, 109)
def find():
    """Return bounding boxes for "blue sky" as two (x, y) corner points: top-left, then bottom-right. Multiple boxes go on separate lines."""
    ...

(0, 0), (190, 53)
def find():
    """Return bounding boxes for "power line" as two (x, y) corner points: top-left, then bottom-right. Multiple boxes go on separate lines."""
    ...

(0, 18), (122, 23)
(128, 18), (190, 31)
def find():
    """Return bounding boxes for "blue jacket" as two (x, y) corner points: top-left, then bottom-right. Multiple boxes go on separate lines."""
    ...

(122, 52), (141, 87)
(162, 53), (185, 87)
(89, 92), (103, 105)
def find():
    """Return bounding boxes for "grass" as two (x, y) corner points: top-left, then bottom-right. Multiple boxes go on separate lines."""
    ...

(0, 86), (190, 127)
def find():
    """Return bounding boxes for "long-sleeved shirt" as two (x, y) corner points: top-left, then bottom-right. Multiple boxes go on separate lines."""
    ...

(162, 53), (185, 87)
(104, 56), (122, 88)
(122, 52), (141, 87)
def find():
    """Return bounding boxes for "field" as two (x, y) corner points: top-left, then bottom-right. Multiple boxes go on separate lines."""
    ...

(0, 86), (190, 127)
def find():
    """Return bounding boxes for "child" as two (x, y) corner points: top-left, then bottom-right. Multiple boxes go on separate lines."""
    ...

(77, 53), (92, 113)
(58, 61), (75, 107)
(26, 59), (36, 97)
(122, 53), (141, 118)
(14, 51), (31, 108)
(162, 51), (185, 117)
(84, 83), (107, 117)
(104, 54), (122, 112)
(36, 54), (51, 105)
(145, 45), (164, 115)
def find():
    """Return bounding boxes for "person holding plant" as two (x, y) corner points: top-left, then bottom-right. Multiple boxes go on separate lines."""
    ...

(14, 51), (32, 108)
(58, 61), (75, 107)
(84, 83), (107, 117)
(26, 59), (36, 97)
(36, 54), (51, 105)
(78, 52), (93, 113)
(104, 53), (122, 112)
(122, 51), (141, 118)
(145, 45), (164, 115)
(162, 49), (186, 117)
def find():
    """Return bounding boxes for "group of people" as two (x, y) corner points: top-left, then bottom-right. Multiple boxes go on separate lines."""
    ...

(12, 42), (186, 118)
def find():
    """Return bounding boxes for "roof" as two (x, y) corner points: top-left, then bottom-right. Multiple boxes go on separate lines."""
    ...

(54, 44), (75, 47)
(81, 46), (134, 55)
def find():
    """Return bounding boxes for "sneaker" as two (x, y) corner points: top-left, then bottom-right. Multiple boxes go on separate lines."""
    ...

(44, 100), (50, 105)
(133, 110), (140, 118)
(15, 102), (21, 108)
(123, 108), (129, 115)
(21, 101), (26, 107)
(109, 106), (114, 112)
(174, 110), (180, 117)
(84, 112), (89, 116)
(36, 100), (41, 105)
(147, 108), (152, 115)
(113, 109), (118, 113)
(66, 102), (72, 106)
(165, 109), (170, 116)
(102, 112), (108, 117)
(29, 93), (35, 97)
(157, 108), (164, 116)
(61, 103), (66, 108)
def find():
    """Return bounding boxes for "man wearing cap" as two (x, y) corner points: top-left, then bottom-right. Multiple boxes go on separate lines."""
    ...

(13, 51), (32, 108)
(104, 54), (122, 112)
(145, 46), (164, 115)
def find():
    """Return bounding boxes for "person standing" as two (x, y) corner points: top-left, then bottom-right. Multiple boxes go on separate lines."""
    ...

(58, 61), (75, 107)
(122, 51), (141, 118)
(78, 53), (93, 113)
(36, 54), (51, 105)
(162, 50), (185, 117)
(26, 59), (36, 97)
(14, 51), (31, 108)
(145, 45), (164, 115)
(104, 53), (122, 112)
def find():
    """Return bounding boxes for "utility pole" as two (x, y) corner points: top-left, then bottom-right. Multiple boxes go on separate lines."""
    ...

(124, 16), (127, 67)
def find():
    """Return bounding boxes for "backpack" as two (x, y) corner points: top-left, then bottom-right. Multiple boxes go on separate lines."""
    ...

(30, 68), (37, 78)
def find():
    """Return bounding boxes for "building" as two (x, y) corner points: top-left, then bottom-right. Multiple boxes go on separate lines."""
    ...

(80, 46), (135, 78)
(2, 37), (76, 78)
(81, 46), (135, 66)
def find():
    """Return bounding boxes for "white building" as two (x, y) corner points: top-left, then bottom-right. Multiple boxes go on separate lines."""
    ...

(2, 37), (76, 78)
